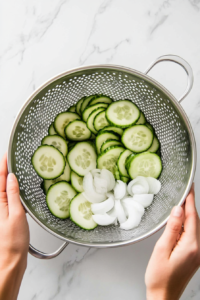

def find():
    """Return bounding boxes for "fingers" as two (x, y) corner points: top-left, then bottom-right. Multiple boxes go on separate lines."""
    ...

(184, 184), (199, 236)
(7, 173), (24, 217)
(0, 153), (8, 218)
(156, 206), (184, 258)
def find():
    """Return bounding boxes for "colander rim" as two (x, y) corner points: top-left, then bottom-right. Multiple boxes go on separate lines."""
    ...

(7, 63), (197, 248)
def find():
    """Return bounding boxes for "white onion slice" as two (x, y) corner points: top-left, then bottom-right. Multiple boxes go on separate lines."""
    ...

(132, 194), (154, 208)
(115, 199), (127, 224)
(146, 177), (161, 194)
(127, 176), (149, 196)
(91, 195), (114, 214)
(114, 180), (127, 200)
(92, 213), (116, 226)
(107, 206), (118, 225)
(91, 169), (101, 176)
(120, 206), (142, 230)
(122, 198), (145, 217)
(83, 172), (107, 203)
(93, 176), (108, 194)
(101, 169), (115, 191)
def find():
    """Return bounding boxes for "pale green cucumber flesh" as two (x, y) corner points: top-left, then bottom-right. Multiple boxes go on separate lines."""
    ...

(46, 181), (77, 219)
(41, 135), (68, 156)
(117, 149), (133, 177)
(94, 110), (110, 131)
(65, 120), (91, 141)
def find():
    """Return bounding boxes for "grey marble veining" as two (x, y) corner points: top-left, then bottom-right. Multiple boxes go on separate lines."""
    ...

(1, 0), (200, 299)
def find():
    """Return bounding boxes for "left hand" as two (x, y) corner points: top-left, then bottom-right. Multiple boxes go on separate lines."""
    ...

(0, 153), (29, 300)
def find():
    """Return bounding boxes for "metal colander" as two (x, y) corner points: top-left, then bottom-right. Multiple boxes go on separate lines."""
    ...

(8, 55), (196, 259)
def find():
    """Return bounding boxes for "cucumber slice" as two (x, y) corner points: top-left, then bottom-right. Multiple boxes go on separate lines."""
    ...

(114, 165), (120, 180)
(65, 120), (91, 141)
(47, 181), (77, 219)
(106, 100), (140, 128)
(89, 95), (113, 106)
(122, 125), (153, 153)
(136, 111), (146, 125)
(86, 107), (105, 134)
(97, 146), (125, 176)
(81, 95), (97, 113)
(147, 136), (160, 153)
(117, 149), (133, 177)
(96, 130), (120, 154)
(101, 139), (122, 152)
(48, 123), (57, 135)
(82, 103), (108, 122)
(100, 126), (123, 136)
(68, 105), (76, 112)
(70, 193), (97, 230)
(32, 145), (65, 180)
(67, 142), (97, 176)
(76, 96), (86, 116)
(43, 158), (71, 194)
(41, 135), (68, 156)
(120, 176), (130, 183)
(68, 142), (76, 152)
(127, 152), (162, 179)
(94, 110), (110, 131)
(145, 122), (154, 133)
(54, 112), (80, 138)
(71, 171), (84, 192)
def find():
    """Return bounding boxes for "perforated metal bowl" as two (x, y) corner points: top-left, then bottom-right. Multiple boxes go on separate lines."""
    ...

(8, 55), (196, 259)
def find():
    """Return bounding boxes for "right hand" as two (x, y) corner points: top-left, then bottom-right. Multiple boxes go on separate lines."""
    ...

(145, 184), (200, 300)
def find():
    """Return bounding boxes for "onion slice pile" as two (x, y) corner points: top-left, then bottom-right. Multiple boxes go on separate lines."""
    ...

(82, 170), (161, 230)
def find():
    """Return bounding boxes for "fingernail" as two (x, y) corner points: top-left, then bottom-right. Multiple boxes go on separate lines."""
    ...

(8, 173), (15, 182)
(173, 206), (182, 217)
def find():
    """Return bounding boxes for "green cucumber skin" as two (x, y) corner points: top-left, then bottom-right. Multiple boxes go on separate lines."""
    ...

(100, 126), (123, 136)
(120, 176), (130, 183)
(86, 107), (105, 135)
(105, 99), (141, 128)
(81, 95), (98, 113)
(69, 194), (98, 230)
(147, 135), (160, 153)
(48, 123), (57, 135)
(31, 145), (66, 180)
(136, 111), (146, 125)
(82, 103), (108, 122)
(125, 153), (135, 172)
(76, 96), (86, 115)
(95, 131), (120, 154)
(100, 139), (122, 153)
(46, 181), (77, 219)
(88, 94), (113, 106)
(127, 152), (162, 179)
(121, 125), (154, 153)
(145, 122), (154, 133)
(117, 149), (133, 177)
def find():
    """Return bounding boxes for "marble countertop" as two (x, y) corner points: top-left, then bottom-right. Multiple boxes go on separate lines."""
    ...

(1, 0), (200, 299)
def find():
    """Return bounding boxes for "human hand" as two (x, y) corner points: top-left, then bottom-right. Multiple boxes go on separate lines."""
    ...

(0, 153), (29, 300)
(145, 184), (200, 300)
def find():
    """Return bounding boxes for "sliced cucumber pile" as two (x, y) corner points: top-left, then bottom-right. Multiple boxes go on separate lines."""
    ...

(32, 94), (162, 226)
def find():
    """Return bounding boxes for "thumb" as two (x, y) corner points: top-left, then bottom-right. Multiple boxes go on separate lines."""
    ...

(156, 206), (184, 257)
(7, 173), (24, 216)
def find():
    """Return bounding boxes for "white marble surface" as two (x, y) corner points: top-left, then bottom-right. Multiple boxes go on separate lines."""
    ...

(1, 0), (200, 299)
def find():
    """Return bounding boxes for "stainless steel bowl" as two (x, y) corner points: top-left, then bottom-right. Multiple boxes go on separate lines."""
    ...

(8, 55), (196, 259)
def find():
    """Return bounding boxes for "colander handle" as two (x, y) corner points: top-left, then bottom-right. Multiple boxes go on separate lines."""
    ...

(29, 241), (69, 259)
(144, 55), (193, 103)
